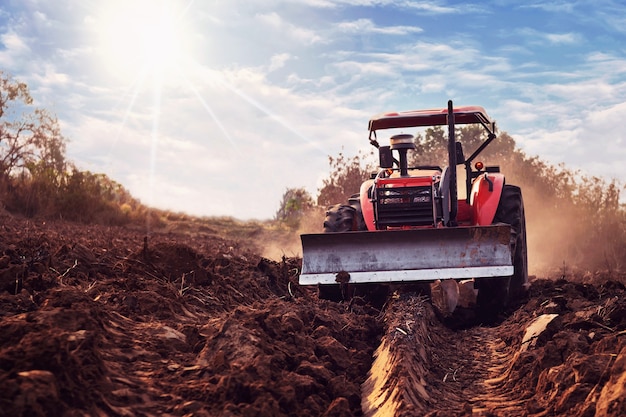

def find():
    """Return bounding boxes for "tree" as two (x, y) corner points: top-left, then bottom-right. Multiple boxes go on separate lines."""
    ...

(317, 150), (376, 207)
(0, 71), (67, 180)
(409, 126), (448, 168)
(275, 187), (315, 228)
(0, 71), (164, 225)
(409, 125), (519, 169)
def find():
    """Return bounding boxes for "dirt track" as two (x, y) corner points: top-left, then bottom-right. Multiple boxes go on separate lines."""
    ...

(363, 282), (626, 416)
(1, 213), (625, 416)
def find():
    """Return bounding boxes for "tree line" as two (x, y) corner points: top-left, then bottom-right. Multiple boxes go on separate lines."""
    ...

(0, 71), (156, 225)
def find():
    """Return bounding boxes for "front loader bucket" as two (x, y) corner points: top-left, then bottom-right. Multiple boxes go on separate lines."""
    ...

(299, 225), (513, 285)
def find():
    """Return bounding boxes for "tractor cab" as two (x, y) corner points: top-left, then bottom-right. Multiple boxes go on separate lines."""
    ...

(364, 103), (501, 230)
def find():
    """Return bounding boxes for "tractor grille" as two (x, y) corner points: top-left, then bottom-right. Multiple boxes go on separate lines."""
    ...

(375, 185), (435, 228)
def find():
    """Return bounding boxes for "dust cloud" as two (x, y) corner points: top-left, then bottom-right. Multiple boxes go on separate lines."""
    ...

(259, 207), (326, 261)
(260, 183), (618, 279)
(522, 183), (615, 277)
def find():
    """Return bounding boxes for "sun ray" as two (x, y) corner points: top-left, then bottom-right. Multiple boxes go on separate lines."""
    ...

(213, 76), (329, 155)
(182, 75), (235, 146)
(145, 69), (165, 231)
(114, 71), (147, 139)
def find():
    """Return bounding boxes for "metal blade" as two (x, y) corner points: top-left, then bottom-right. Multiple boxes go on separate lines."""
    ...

(300, 225), (513, 285)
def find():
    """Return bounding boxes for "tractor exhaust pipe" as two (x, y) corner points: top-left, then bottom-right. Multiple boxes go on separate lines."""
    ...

(447, 100), (458, 226)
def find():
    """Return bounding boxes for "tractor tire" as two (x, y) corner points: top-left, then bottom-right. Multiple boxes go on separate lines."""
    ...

(477, 185), (528, 319)
(502, 188), (529, 302)
(323, 204), (356, 233)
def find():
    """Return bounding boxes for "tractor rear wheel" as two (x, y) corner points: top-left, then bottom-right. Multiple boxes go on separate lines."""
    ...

(504, 188), (529, 302)
(477, 185), (528, 319)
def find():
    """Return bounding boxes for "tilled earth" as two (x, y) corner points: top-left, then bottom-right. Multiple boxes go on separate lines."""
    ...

(0, 212), (625, 416)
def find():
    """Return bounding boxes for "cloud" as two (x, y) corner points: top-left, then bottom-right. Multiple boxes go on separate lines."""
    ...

(255, 12), (324, 45)
(520, 1), (626, 36)
(586, 101), (626, 127)
(601, 12), (626, 34)
(337, 18), (423, 35)
(268, 53), (292, 72)
(519, 2), (575, 14)
(499, 100), (539, 123)
(544, 32), (580, 44)
(32, 10), (51, 27)
(402, 1), (467, 14)
(0, 30), (31, 57)
(31, 64), (70, 87)
(516, 100), (626, 184)
(514, 27), (582, 46)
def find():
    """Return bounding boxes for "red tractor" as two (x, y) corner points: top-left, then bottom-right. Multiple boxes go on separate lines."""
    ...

(300, 101), (528, 314)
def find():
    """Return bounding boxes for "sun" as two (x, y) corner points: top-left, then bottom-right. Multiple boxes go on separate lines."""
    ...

(98, 0), (193, 80)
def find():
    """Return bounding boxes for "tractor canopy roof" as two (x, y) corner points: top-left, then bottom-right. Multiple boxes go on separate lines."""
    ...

(368, 106), (492, 132)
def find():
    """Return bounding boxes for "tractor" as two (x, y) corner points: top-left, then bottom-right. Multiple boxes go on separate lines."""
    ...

(300, 101), (528, 314)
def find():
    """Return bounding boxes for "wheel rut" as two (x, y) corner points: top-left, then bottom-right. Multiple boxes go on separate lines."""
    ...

(361, 294), (528, 417)
(466, 328), (527, 416)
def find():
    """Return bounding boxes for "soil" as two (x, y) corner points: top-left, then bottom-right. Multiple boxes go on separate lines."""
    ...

(0, 212), (625, 416)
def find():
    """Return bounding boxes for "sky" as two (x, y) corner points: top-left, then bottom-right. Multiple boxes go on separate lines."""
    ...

(0, 0), (625, 220)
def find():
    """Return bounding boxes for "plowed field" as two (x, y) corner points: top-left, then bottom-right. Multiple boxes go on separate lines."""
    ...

(1, 212), (624, 416)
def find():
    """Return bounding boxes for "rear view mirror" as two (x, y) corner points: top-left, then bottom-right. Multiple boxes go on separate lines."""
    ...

(379, 146), (393, 168)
